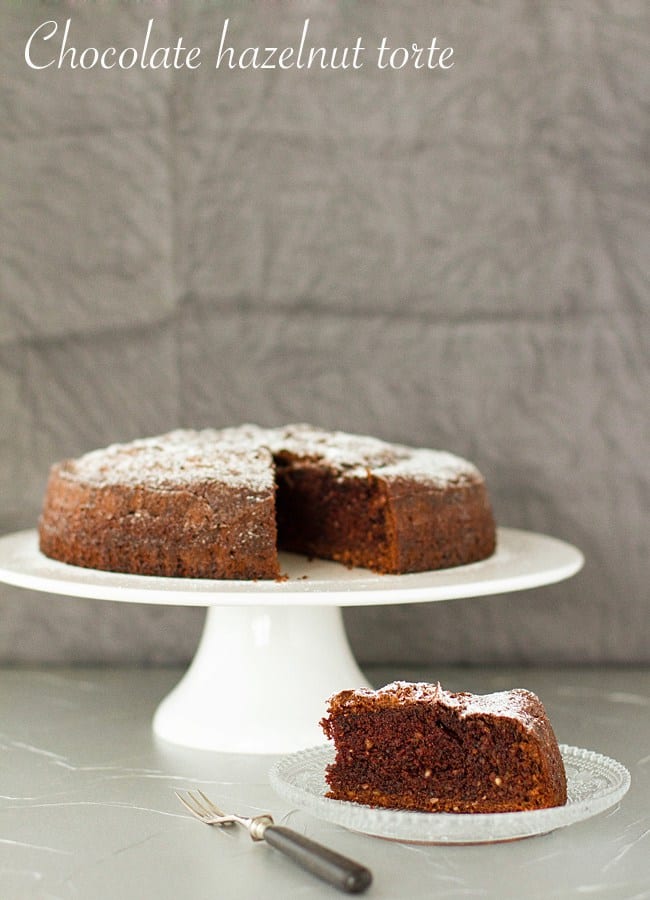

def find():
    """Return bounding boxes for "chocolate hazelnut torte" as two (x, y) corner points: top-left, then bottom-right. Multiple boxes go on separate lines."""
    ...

(38, 430), (280, 579)
(38, 424), (496, 579)
(320, 682), (567, 813)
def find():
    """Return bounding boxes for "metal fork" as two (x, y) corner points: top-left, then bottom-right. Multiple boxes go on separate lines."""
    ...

(175, 790), (372, 894)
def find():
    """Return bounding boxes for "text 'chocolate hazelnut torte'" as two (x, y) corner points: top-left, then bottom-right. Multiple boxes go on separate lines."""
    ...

(320, 682), (567, 814)
(38, 424), (496, 579)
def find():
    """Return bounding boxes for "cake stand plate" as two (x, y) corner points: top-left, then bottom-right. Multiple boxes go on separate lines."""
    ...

(0, 528), (582, 754)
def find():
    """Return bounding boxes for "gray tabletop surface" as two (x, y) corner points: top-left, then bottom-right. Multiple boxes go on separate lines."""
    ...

(0, 665), (648, 900)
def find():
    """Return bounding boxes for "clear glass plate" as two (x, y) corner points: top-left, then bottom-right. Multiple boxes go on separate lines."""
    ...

(269, 744), (630, 844)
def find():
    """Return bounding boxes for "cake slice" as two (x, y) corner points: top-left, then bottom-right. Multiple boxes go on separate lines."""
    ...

(320, 682), (567, 813)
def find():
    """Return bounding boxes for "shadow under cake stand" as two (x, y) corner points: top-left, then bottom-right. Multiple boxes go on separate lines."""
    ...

(0, 527), (582, 754)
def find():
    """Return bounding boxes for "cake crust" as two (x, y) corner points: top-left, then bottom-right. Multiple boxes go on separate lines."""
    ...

(38, 432), (280, 579)
(320, 682), (567, 814)
(39, 425), (496, 579)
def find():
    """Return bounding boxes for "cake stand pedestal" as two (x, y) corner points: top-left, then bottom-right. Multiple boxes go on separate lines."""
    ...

(155, 604), (368, 753)
(0, 528), (582, 754)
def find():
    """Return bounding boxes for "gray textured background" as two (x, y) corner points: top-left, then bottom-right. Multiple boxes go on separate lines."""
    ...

(1, 1), (648, 665)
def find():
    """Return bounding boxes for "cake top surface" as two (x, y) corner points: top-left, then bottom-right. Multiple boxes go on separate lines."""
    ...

(221, 423), (482, 487)
(58, 430), (275, 493)
(326, 681), (547, 729)
(55, 424), (483, 491)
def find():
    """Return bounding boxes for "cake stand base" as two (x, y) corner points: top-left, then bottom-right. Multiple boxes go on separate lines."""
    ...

(0, 528), (584, 755)
(153, 604), (369, 754)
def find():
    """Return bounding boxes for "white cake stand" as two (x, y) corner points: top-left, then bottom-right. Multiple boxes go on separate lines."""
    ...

(0, 528), (582, 754)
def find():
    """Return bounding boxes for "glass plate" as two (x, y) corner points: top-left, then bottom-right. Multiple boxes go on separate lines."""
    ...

(269, 744), (630, 844)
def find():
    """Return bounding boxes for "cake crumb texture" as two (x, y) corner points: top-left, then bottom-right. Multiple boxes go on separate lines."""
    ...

(320, 681), (567, 813)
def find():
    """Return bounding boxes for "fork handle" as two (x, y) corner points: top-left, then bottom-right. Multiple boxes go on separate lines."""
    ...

(262, 825), (372, 894)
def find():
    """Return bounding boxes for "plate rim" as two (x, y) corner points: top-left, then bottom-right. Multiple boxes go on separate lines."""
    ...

(269, 743), (631, 844)
(0, 527), (583, 607)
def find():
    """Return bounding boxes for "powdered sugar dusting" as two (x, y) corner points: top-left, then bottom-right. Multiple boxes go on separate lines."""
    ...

(58, 424), (482, 493)
(258, 424), (478, 486)
(62, 430), (275, 492)
(331, 681), (542, 727)
(377, 448), (480, 487)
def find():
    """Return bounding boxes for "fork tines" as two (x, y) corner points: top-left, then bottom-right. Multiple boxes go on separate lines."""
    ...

(175, 789), (233, 824)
